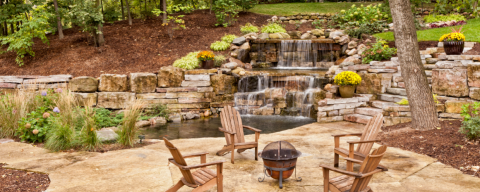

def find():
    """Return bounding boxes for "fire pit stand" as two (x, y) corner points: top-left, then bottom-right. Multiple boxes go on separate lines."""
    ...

(257, 141), (302, 189)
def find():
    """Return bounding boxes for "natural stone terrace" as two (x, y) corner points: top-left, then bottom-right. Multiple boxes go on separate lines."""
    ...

(2, 121), (479, 191)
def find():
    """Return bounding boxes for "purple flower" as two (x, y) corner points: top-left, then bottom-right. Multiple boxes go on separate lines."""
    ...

(12, 109), (16, 114)
(55, 88), (63, 93)
(41, 91), (47, 96)
(53, 107), (60, 113)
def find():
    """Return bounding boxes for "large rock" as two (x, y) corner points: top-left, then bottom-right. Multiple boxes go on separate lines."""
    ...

(300, 32), (313, 39)
(98, 74), (128, 92)
(445, 100), (472, 114)
(258, 33), (269, 40)
(96, 128), (118, 142)
(232, 37), (246, 46)
(130, 73), (157, 93)
(70, 76), (98, 92)
(311, 29), (324, 37)
(432, 68), (469, 97)
(73, 93), (97, 107)
(211, 74), (237, 95)
(97, 92), (136, 109)
(158, 66), (185, 88)
(467, 64), (480, 88)
(329, 30), (345, 39)
(356, 73), (392, 94)
(347, 41), (358, 49)
(268, 33), (282, 39)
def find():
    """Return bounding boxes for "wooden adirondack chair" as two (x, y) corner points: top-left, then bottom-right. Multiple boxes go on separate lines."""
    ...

(320, 145), (388, 192)
(332, 113), (384, 171)
(164, 138), (225, 192)
(216, 105), (262, 164)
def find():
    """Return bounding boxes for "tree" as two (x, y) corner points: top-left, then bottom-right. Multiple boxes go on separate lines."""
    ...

(120, 0), (125, 20)
(53, 0), (64, 39)
(95, 0), (105, 46)
(69, 0), (104, 47)
(125, 0), (132, 25)
(389, 0), (439, 130)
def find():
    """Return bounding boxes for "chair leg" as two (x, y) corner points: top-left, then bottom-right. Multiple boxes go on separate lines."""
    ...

(231, 146), (235, 164)
(166, 180), (184, 192)
(322, 168), (329, 192)
(255, 146), (258, 161)
(334, 153), (339, 167)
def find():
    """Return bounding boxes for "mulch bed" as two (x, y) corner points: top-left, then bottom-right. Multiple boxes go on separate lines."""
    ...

(0, 164), (50, 192)
(464, 42), (480, 55)
(379, 120), (480, 178)
(0, 10), (271, 77)
(387, 41), (439, 51)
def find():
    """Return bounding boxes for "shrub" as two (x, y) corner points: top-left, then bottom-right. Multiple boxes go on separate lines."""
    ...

(214, 54), (226, 67)
(362, 39), (397, 64)
(210, 41), (230, 51)
(221, 34), (237, 44)
(0, 89), (37, 138)
(45, 117), (76, 151)
(173, 51), (201, 70)
(346, 21), (388, 38)
(213, 0), (239, 27)
(311, 20), (323, 29)
(335, 4), (389, 25)
(461, 102), (480, 121)
(261, 23), (286, 33)
(334, 71), (362, 86)
(424, 14), (466, 23)
(197, 51), (215, 62)
(94, 108), (124, 128)
(118, 100), (144, 147)
(235, 0), (257, 11)
(240, 23), (259, 34)
(460, 116), (480, 140)
(16, 107), (53, 143)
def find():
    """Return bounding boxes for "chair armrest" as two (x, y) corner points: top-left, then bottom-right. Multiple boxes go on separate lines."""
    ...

(319, 164), (362, 177)
(182, 160), (226, 170)
(359, 169), (383, 178)
(243, 125), (262, 132)
(332, 133), (363, 138)
(344, 157), (364, 164)
(179, 152), (209, 159)
(219, 127), (236, 135)
(346, 139), (381, 144)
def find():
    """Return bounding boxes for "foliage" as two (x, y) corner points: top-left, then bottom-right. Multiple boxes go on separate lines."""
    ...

(16, 107), (53, 143)
(79, 104), (100, 150)
(68, 0), (104, 46)
(210, 41), (230, 51)
(139, 104), (170, 121)
(249, 2), (378, 16)
(397, 94), (439, 105)
(346, 21), (388, 39)
(424, 14), (466, 23)
(434, 0), (480, 17)
(240, 23), (259, 34)
(94, 108), (124, 128)
(103, 1), (122, 23)
(213, 0), (239, 27)
(0, 89), (38, 138)
(197, 51), (215, 61)
(334, 71), (362, 86)
(460, 102), (480, 121)
(221, 34), (237, 44)
(361, 39), (397, 64)
(167, 4), (194, 14)
(0, 8), (52, 66)
(439, 26), (466, 41)
(214, 54), (226, 67)
(429, 20), (467, 28)
(235, 0), (257, 11)
(460, 116), (480, 140)
(311, 20), (323, 29)
(45, 117), (76, 151)
(173, 51), (201, 70)
(335, 4), (389, 26)
(261, 23), (286, 33)
(118, 100), (144, 147)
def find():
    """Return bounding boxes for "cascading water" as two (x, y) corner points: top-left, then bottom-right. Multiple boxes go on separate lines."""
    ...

(274, 40), (334, 69)
(234, 75), (327, 118)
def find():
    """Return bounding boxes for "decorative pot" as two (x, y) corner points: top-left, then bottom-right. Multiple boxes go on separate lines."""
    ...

(443, 41), (464, 55)
(202, 60), (214, 69)
(339, 85), (356, 98)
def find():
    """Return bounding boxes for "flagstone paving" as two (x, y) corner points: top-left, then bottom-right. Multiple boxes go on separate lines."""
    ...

(1, 121), (480, 192)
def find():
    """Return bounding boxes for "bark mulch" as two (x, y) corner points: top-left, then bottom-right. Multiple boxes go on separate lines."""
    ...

(0, 10), (271, 77)
(0, 164), (50, 192)
(464, 42), (480, 55)
(379, 120), (480, 178)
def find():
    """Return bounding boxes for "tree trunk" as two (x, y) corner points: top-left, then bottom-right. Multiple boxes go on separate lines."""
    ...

(162, 0), (166, 24)
(474, 1), (478, 18)
(160, 0), (164, 11)
(95, 0), (105, 46)
(101, 0), (104, 14)
(120, 0), (125, 20)
(3, 21), (7, 36)
(53, 0), (64, 39)
(10, 23), (14, 34)
(125, 0), (132, 25)
(389, 0), (439, 130)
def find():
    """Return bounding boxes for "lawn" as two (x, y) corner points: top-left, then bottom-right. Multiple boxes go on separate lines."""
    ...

(249, 2), (379, 16)
(374, 18), (480, 42)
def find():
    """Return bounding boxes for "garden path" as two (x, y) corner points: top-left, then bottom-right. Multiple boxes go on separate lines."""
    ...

(1, 121), (480, 191)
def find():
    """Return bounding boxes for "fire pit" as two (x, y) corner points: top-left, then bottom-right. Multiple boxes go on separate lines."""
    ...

(258, 141), (302, 189)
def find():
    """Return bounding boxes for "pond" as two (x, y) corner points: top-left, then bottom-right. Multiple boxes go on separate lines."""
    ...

(140, 115), (316, 140)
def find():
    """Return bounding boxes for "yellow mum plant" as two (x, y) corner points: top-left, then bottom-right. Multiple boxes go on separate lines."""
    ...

(334, 71), (362, 86)
(439, 26), (466, 42)
(196, 51), (215, 62)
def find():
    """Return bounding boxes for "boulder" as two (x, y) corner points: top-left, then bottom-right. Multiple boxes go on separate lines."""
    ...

(288, 31), (302, 39)
(158, 66), (185, 88)
(432, 68), (469, 97)
(269, 33), (282, 39)
(343, 56), (362, 65)
(232, 37), (246, 46)
(149, 117), (167, 125)
(211, 74), (237, 95)
(348, 41), (358, 49)
(357, 44), (367, 55)
(97, 92), (136, 109)
(346, 49), (357, 56)
(300, 32), (313, 39)
(98, 74), (129, 92)
(311, 29), (324, 37)
(222, 62), (238, 69)
(329, 30), (345, 39)
(73, 93), (97, 107)
(467, 64), (480, 88)
(338, 35), (350, 45)
(258, 33), (269, 40)
(232, 67), (245, 75)
(130, 73), (157, 93)
(356, 73), (392, 94)
(279, 32), (291, 39)
(445, 100), (472, 114)
(70, 76), (98, 92)
(96, 128), (119, 142)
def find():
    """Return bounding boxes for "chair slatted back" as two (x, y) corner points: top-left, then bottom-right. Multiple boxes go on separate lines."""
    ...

(220, 106), (245, 145)
(356, 113), (383, 155)
(164, 138), (196, 186)
(350, 145), (387, 192)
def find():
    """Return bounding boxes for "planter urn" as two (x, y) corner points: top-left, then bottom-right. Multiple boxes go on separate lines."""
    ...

(201, 60), (214, 69)
(339, 85), (356, 98)
(443, 41), (464, 55)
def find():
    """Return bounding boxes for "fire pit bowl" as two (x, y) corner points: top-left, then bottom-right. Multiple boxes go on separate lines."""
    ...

(258, 141), (302, 189)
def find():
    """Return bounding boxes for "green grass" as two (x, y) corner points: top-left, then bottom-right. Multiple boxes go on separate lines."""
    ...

(374, 18), (480, 42)
(250, 2), (379, 16)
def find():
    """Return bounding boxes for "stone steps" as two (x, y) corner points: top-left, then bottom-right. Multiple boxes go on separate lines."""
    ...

(354, 107), (384, 117)
(370, 100), (393, 109)
(377, 93), (407, 103)
(386, 88), (407, 96)
(344, 114), (372, 124)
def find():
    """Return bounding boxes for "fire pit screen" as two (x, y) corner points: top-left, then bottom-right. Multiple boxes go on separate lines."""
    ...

(258, 141), (302, 189)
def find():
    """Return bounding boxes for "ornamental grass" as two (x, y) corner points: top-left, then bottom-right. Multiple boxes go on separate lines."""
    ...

(118, 100), (145, 147)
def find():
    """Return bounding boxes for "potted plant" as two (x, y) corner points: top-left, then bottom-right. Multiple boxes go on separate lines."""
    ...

(334, 71), (362, 98)
(439, 26), (465, 55)
(197, 51), (215, 69)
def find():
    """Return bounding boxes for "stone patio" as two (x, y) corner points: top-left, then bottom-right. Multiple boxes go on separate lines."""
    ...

(1, 121), (480, 192)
